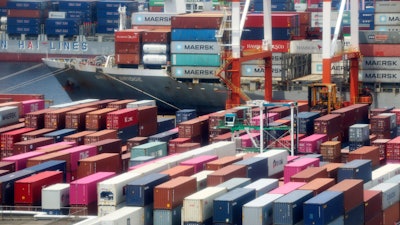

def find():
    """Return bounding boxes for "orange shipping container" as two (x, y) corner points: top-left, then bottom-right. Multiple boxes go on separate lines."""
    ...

(153, 176), (196, 209)
(160, 165), (195, 179)
(290, 167), (328, 183)
(298, 178), (336, 196)
(207, 164), (248, 186)
(26, 151), (70, 169)
(77, 153), (122, 179)
(107, 99), (136, 109)
(63, 130), (96, 145)
(85, 108), (117, 130)
(205, 155), (243, 170)
(348, 146), (380, 168)
(83, 129), (118, 145)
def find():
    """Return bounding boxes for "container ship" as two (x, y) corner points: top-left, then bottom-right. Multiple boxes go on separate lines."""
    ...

(41, 0), (400, 115)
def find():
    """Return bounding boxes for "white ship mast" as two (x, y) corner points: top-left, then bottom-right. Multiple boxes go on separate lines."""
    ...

(118, 5), (127, 31)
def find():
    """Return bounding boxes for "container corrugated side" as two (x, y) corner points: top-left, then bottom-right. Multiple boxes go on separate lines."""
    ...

(0, 106), (19, 127)
(369, 182), (400, 210)
(153, 205), (182, 225)
(273, 190), (314, 225)
(190, 170), (214, 191)
(216, 177), (252, 191)
(233, 156), (268, 181)
(126, 173), (170, 206)
(303, 190), (344, 225)
(254, 149), (288, 177)
(99, 206), (144, 225)
(183, 186), (227, 223)
(337, 159), (372, 183)
(243, 178), (279, 197)
(327, 179), (364, 213)
(242, 193), (283, 225)
(363, 163), (400, 189)
(41, 183), (70, 210)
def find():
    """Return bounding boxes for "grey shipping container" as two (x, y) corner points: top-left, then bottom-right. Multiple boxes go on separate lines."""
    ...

(242, 193), (284, 225)
(216, 178), (252, 191)
(153, 205), (182, 225)
(369, 182), (400, 210)
(243, 178), (279, 197)
(0, 106), (19, 127)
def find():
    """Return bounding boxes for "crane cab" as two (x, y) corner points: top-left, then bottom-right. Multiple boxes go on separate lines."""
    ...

(224, 113), (237, 127)
(308, 83), (342, 115)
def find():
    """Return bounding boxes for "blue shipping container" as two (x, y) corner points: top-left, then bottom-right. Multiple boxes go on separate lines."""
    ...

(25, 160), (67, 182)
(96, 0), (139, 10)
(273, 190), (314, 225)
(7, 0), (50, 10)
(337, 159), (372, 183)
(213, 188), (256, 225)
(171, 29), (217, 41)
(148, 129), (178, 143)
(157, 117), (176, 133)
(126, 173), (170, 206)
(0, 170), (35, 205)
(303, 190), (344, 225)
(117, 124), (139, 144)
(7, 18), (42, 26)
(233, 157), (268, 181)
(58, 0), (96, 10)
(343, 203), (364, 225)
(171, 54), (220, 67)
(44, 128), (77, 143)
(45, 18), (80, 27)
(7, 25), (40, 35)
(129, 156), (156, 167)
(176, 109), (197, 124)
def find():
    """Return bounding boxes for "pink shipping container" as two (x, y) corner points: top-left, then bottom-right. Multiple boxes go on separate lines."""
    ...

(106, 108), (138, 129)
(250, 113), (279, 126)
(298, 134), (328, 153)
(21, 99), (45, 115)
(2, 151), (45, 170)
(179, 155), (218, 173)
(59, 145), (98, 172)
(283, 158), (320, 183)
(1, 127), (36, 151)
(14, 171), (63, 205)
(268, 182), (306, 195)
(69, 172), (115, 205)
(240, 132), (261, 148)
(35, 141), (77, 150)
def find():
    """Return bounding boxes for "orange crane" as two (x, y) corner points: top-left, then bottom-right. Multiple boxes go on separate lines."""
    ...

(215, 0), (273, 109)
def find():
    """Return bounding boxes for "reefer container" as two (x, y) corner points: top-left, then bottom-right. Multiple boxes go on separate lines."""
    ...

(131, 141), (168, 158)
(126, 173), (170, 206)
(70, 172), (115, 205)
(14, 171), (63, 205)
(328, 179), (364, 212)
(99, 206), (144, 225)
(243, 178), (279, 197)
(207, 164), (247, 186)
(216, 178), (251, 191)
(369, 182), (400, 210)
(41, 183), (70, 210)
(273, 190), (314, 225)
(233, 156), (268, 181)
(213, 188), (256, 225)
(76, 153), (121, 179)
(98, 172), (144, 206)
(153, 176), (197, 210)
(337, 159), (372, 183)
(303, 190), (344, 225)
(183, 186), (228, 223)
(363, 163), (400, 189)
(242, 193), (284, 225)
(190, 170), (214, 191)
(254, 149), (288, 177)
(179, 155), (218, 173)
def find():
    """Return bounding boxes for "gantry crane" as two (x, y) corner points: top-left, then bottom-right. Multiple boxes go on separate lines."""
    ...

(215, 0), (273, 109)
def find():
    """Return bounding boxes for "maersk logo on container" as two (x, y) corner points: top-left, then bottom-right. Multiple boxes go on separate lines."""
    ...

(133, 14), (171, 25)
(175, 68), (215, 76)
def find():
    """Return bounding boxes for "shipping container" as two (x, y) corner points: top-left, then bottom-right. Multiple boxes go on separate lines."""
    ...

(363, 190), (382, 222)
(328, 179), (364, 212)
(21, 128), (56, 141)
(77, 153), (121, 179)
(153, 176), (196, 210)
(43, 128), (77, 143)
(106, 108), (138, 130)
(153, 205), (182, 225)
(369, 182), (400, 210)
(127, 136), (149, 149)
(269, 182), (306, 195)
(382, 202), (400, 225)
(283, 157), (320, 183)
(182, 186), (227, 223)
(179, 155), (218, 173)
(70, 172), (115, 205)
(216, 177), (252, 191)
(0, 161), (16, 172)
(160, 165), (195, 179)
(0, 169), (37, 205)
(303, 190), (344, 225)
(14, 171), (63, 205)
(83, 129), (118, 145)
(242, 193), (283, 225)
(255, 149), (289, 177)
(13, 137), (55, 155)
(233, 156), (268, 181)
(63, 130), (96, 145)
(207, 164), (247, 186)
(99, 206), (144, 225)
(131, 142), (168, 158)
(85, 108), (117, 130)
(0, 106), (19, 127)
(65, 107), (97, 131)
(243, 178), (279, 197)
(41, 183), (70, 210)
(44, 107), (77, 129)
(290, 166), (328, 183)
(205, 155), (243, 170)
(87, 138), (122, 154)
(0, 127), (36, 151)
(337, 159), (372, 183)
(213, 187), (256, 225)
(190, 170), (214, 191)
(298, 177), (336, 196)
(2, 151), (45, 171)
(148, 129), (178, 143)
(348, 146), (380, 168)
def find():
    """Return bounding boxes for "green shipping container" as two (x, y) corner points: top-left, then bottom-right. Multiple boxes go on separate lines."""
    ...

(131, 142), (168, 158)
(149, 0), (164, 7)
(171, 54), (221, 67)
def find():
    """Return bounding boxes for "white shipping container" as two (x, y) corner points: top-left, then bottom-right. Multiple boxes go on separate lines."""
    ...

(311, 61), (348, 75)
(359, 69), (400, 83)
(143, 44), (168, 54)
(0, 106), (19, 127)
(241, 64), (283, 78)
(243, 178), (279, 197)
(193, 141), (236, 158)
(375, 25), (400, 32)
(99, 206), (144, 225)
(131, 12), (176, 26)
(255, 149), (288, 177)
(171, 66), (217, 78)
(97, 172), (143, 206)
(127, 100), (156, 108)
(364, 163), (400, 189)
(242, 193), (284, 225)
(375, 1), (400, 13)
(290, 40), (343, 54)
(369, 182), (400, 210)
(375, 13), (400, 26)
(97, 202), (126, 217)
(73, 217), (101, 225)
(310, 11), (350, 28)
(362, 57), (400, 70)
(183, 186), (228, 222)
(191, 170), (214, 191)
(41, 183), (70, 209)
(171, 41), (220, 54)
(130, 162), (169, 175)
(48, 11), (66, 19)
(49, 99), (99, 108)
(156, 153), (194, 169)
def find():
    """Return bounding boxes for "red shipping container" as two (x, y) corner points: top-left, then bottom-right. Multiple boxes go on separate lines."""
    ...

(175, 142), (201, 153)
(241, 40), (291, 53)
(371, 114), (395, 132)
(26, 151), (70, 168)
(121, 152), (131, 172)
(115, 53), (141, 65)
(283, 157), (320, 183)
(0, 161), (16, 172)
(363, 190), (382, 222)
(160, 165), (195, 179)
(178, 117), (209, 138)
(328, 179), (364, 213)
(364, 212), (383, 225)
(0, 123), (25, 135)
(0, 94), (43, 101)
(372, 139), (390, 161)
(114, 29), (142, 42)
(245, 13), (298, 28)
(59, 145), (98, 172)
(76, 153), (122, 179)
(12, 137), (54, 155)
(21, 99), (45, 115)
(115, 42), (141, 54)
(382, 202), (399, 225)
(348, 146), (380, 168)
(14, 171), (63, 205)
(2, 151), (45, 170)
(107, 99), (136, 109)
(138, 106), (158, 122)
(65, 107), (97, 131)
(69, 172), (115, 205)
(127, 136), (149, 150)
(7, 9), (45, 18)
(44, 107), (78, 129)
(298, 134), (328, 153)
(1, 127), (36, 151)
(142, 29), (171, 43)
(86, 138), (122, 154)
(21, 128), (56, 141)
(290, 167), (328, 183)
(171, 13), (222, 29)
(314, 114), (342, 134)
(83, 129), (118, 145)
(360, 43), (400, 57)
(35, 143), (74, 154)
(63, 130), (96, 145)
(106, 108), (138, 129)
(76, 99), (118, 109)
(385, 136), (400, 161)
(168, 137), (191, 154)
(179, 155), (218, 173)
(271, 133), (306, 149)
(85, 108), (117, 130)
(25, 108), (55, 129)
(206, 164), (247, 186)
(298, 178), (336, 195)
(153, 176), (197, 209)
(205, 155), (243, 170)
(149, 6), (163, 12)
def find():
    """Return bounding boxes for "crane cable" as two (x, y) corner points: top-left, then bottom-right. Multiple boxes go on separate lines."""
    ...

(0, 63), (43, 81)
